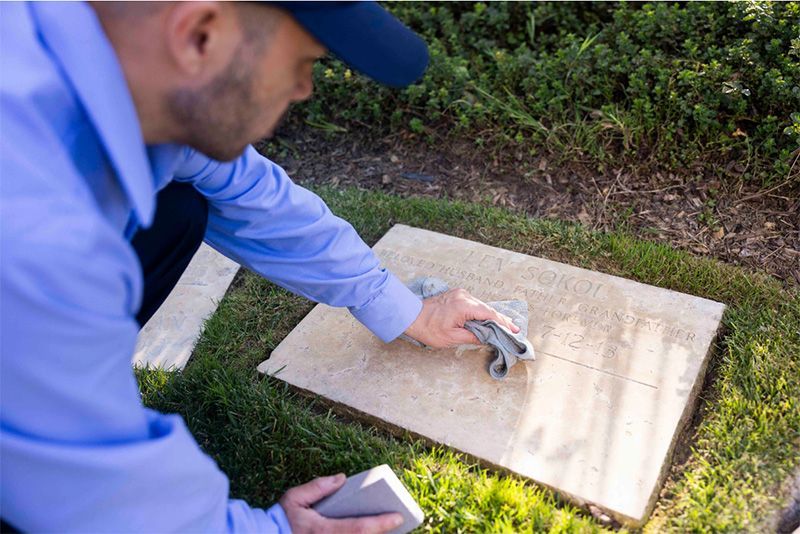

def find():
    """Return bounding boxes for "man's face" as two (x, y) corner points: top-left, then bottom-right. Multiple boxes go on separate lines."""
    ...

(167, 9), (325, 161)
(246, 14), (326, 141)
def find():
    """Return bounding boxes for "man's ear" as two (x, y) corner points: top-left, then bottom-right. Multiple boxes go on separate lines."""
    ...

(163, 1), (236, 79)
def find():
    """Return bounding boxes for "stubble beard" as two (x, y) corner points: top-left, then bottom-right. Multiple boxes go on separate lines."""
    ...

(166, 44), (258, 162)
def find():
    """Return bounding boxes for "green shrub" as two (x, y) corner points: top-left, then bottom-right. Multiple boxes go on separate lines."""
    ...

(296, 1), (800, 184)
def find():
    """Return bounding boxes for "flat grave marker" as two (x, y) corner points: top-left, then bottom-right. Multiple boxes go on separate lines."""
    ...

(133, 243), (239, 370)
(258, 225), (725, 525)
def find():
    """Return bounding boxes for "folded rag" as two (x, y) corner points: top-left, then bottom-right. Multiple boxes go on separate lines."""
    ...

(401, 277), (535, 379)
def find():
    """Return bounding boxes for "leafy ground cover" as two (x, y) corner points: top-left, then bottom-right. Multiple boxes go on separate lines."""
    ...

(264, 1), (799, 286)
(138, 188), (800, 532)
(301, 1), (799, 187)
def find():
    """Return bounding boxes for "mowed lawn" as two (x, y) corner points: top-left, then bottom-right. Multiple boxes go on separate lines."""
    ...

(137, 188), (800, 532)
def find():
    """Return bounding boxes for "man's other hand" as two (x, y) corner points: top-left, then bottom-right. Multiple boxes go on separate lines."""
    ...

(279, 474), (403, 533)
(403, 288), (520, 348)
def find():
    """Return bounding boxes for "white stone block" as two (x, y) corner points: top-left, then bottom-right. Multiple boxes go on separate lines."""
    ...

(313, 464), (424, 534)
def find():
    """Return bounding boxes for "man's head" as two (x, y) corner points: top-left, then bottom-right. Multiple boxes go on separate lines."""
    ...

(165, 3), (327, 161)
(93, 2), (325, 160)
(91, 1), (427, 161)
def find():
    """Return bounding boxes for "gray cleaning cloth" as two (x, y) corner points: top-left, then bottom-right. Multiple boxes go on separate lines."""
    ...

(401, 277), (535, 379)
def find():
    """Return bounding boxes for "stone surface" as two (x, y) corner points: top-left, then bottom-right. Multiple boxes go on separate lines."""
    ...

(258, 225), (725, 525)
(313, 464), (424, 534)
(133, 243), (239, 370)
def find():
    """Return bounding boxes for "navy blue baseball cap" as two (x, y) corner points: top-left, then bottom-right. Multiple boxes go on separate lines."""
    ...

(270, 1), (429, 88)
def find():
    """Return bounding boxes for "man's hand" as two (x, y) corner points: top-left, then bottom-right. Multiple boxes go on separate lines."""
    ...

(403, 288), (520, 348)
(279, 474), (404, 534)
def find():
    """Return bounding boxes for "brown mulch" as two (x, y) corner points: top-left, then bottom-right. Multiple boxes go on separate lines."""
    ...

(257, 122), (800, 287)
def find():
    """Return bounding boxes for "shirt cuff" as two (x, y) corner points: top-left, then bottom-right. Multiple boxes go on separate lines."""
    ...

(264, 503), (291, 533)
(227, 500), (291, 533)
(349, 271), (423, 343)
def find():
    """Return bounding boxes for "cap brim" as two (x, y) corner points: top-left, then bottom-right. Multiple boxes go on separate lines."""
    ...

(273, 1), (429, 88)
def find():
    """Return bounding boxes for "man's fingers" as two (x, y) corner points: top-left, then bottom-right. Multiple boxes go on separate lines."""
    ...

(280, 477), (405, 533)
(449, 327), (481, 346)
(463, 299), (521, 334)
(407, 287), (522, 349)
(494, 310), (520, 333)
(327, 512), (404, 534)
(282, 474), (345, 507)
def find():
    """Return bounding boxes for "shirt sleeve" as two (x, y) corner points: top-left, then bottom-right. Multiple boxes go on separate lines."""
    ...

(0, 140), (288, 533)
(174, 146), (422, 343)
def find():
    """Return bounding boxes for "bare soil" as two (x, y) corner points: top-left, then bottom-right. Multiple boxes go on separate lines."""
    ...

(258, 122), (800, 286)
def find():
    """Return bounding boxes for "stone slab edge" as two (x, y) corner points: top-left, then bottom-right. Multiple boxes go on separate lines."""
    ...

(636, 319), (725, 527)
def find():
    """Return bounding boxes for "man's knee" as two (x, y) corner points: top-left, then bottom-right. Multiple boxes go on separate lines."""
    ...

(132, 181), (209, 326)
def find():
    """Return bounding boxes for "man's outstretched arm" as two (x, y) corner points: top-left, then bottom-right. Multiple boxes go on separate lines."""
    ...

(175, 146), (517, 345)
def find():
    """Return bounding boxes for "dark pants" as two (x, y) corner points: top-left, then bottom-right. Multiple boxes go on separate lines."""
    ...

(0, 183), (207, 533)
(131, 181), (209, 326)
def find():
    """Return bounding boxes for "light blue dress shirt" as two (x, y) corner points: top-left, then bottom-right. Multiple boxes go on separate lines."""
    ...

(0, 2), (422, 531)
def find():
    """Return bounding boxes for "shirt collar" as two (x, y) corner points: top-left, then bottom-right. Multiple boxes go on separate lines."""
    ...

(29, 1), (156, 227)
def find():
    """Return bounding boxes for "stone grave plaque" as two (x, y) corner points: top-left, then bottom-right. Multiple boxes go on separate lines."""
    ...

(133, 243), (239, 370)
(258, 224), (725, 525)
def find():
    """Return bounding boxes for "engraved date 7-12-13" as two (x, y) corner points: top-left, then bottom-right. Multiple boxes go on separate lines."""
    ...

(538, 324), (618, 359)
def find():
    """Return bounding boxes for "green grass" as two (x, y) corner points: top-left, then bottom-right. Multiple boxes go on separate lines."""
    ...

(138, 188), (800, 532)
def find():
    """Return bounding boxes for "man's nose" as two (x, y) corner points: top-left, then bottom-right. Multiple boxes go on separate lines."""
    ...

(292, 76), (314, 102)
